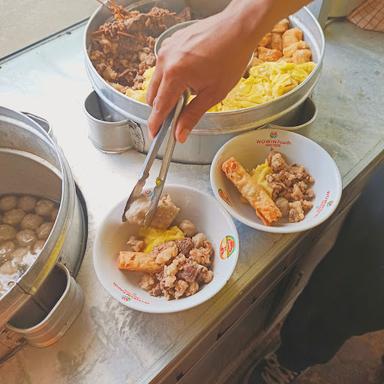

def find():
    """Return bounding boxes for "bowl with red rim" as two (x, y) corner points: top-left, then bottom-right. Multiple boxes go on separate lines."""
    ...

(93, 184), (239, 313)
(210, 128), (342, 233)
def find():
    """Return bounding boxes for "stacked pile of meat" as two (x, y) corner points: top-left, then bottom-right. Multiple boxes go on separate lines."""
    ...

(122, 226), (214, 300)
(254, 18), (312, 64)
(89, 3), (191, 91)
(222, 151), (315, 226)
(266, 152), (315, 223)
(119, 194), (214, 300)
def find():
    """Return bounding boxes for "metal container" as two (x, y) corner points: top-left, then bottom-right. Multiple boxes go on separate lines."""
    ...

(0, 106), (87, 327)
(268, 97), (317, 132)
(7, 264), (84, 348)
(84, 0), (325, 163)
(84, 91), (134, 153)
(84, 92), (318, 162)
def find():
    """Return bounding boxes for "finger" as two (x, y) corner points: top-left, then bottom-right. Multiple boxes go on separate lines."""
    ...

(175, 90), (217, 143)
(146, 65), (163, 106)
(148, 76), (185, 138)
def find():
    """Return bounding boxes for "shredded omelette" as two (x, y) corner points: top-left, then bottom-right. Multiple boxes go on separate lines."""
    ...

(138, 225), (184, 253)
(251, 161), (273, 196)
(124, 60), (316, 112)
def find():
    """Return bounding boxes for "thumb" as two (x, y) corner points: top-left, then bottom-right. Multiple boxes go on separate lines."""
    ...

(175, 90), (217, 143)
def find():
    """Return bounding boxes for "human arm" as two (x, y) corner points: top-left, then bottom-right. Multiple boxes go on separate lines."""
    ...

(147, 0), (311, 143)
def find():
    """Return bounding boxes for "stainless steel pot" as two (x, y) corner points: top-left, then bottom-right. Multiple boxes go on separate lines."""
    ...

(84, 91), (318, 163)
(84, 0), (324, 163)
(0, 107), (87, 327)
(84, 91), (134, 153)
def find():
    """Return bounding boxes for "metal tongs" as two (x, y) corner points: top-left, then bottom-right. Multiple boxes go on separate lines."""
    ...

(122, 92), (188, 225)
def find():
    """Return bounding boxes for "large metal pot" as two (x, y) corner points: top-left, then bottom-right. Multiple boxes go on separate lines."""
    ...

(84, 0), (324, 163)
(0, 107), (87, 327)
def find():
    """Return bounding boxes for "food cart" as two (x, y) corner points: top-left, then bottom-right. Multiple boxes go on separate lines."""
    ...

(0, 1), (383, 383)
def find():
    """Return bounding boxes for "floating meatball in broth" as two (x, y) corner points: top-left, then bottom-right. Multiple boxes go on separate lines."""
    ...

(0, 194), (59, 297)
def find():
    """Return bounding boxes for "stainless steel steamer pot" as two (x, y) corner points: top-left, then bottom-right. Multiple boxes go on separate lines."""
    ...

(0, 107), (87, 327)
(84, 0), (324, 163)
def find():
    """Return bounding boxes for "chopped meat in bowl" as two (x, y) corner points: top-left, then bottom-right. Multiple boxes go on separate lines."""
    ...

(211, 129), (342, 234)
(93, 185), (239, 313)
(222, 151), (315, 226)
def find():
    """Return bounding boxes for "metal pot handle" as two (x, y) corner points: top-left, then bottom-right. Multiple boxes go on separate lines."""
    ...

(22, 112), (52, 137)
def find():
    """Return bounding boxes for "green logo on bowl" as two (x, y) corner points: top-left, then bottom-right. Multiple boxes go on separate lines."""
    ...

(220, 235), (235, 260)
(270, 131), (278, 139)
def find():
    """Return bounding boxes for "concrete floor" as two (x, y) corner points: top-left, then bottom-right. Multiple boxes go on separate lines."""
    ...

(296, 330), (384, 384)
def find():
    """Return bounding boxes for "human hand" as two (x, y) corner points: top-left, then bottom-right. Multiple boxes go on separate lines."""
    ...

(147, 11), (256, 143)
(146, 0), (310, 143)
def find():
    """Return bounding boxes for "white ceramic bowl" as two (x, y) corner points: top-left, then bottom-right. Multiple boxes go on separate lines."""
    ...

(210, 129), (342, 233)
(93, 185), (239, 313)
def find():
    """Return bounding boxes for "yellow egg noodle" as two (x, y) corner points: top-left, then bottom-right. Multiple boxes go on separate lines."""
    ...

(124, 61), (316, 112)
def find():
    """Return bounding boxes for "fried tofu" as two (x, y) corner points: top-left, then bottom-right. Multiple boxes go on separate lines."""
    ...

(272, 18), (290, 34)
(283, 41), (309, 58)
(282, 28), (303, 49)
(257, 47), (283, 62)
(271, 32), (283, 51)
(292, 49), (312, 63)
(258, 32), (272, 48)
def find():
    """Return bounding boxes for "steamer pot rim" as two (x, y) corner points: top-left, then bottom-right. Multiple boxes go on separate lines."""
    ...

(84, 4), (325, 118)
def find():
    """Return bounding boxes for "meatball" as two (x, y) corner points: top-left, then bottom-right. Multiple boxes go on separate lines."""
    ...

(0, 195), (17, 212)
(21, 214), (44, 230)
(0, 224), (17, 242)
(51, 207), (59, 222)
(0, 241), (16, 258)
(17, 195), (37, 213)
(2, 208), (26, 226)
(36, 222), (53, 240)
(9, 247), (29, 264)
(0, 260), (17, 275)
(16, 229), (37, 247)
(35, 199), (55, 217)
(179, 219), (197, 237)
(32, 239), (45, 255)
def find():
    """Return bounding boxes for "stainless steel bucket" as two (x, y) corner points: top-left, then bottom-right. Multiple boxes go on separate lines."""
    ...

(84, 91), (134, 153)
(84, 0), (325, 163)
(0, 106), (87, 336)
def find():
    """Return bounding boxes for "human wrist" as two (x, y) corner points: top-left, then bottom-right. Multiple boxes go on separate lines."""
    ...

(222, 0), (311, 48)
(222, 0), (276, 46)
